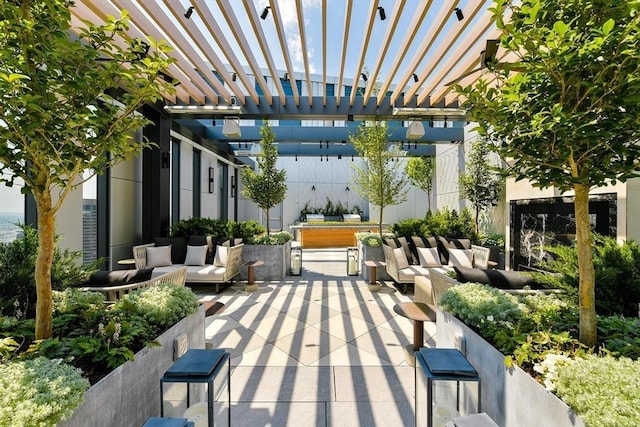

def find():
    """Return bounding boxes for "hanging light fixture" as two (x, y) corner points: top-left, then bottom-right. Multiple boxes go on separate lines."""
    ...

(222, 118), (241, 137)
(249, 143), (262, 155)
(406, 121), (425, 139)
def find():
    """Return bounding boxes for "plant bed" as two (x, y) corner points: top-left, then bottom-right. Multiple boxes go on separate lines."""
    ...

(241, 240), (292, 281)
(58, 304), (205, 427)
(357, 240), (391, 281)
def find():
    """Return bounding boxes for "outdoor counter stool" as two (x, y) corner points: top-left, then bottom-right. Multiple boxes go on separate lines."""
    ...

(160, 349), (231, 427)
(142, 417), (194, 427)
(415, 348), (481, 427)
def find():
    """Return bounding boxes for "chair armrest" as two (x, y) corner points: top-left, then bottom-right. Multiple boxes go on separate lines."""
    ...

(471, 245), (490, 270)
(133, 243), (154, 269)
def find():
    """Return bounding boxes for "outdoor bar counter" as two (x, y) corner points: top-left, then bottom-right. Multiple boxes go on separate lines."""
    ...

(290, 222), (385, 248)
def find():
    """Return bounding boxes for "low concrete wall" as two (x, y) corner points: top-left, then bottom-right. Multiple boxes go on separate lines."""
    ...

(59, 304), (206, 427)
(240, 240), (292, 281)
(436, 309), (585, 427)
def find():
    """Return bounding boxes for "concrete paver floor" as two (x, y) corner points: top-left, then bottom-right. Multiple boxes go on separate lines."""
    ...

(194, 248), (436, 427)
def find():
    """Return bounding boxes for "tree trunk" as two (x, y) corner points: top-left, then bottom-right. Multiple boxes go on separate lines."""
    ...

(378, 207), (384, 238)
(574, 184), (597, 347)
(265, 208), (271, 235)
(475, 205), (480, 234)
(35, 192), (55, 340)
(427, 191), (431, 211)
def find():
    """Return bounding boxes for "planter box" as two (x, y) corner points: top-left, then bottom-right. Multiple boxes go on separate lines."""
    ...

(436, 309), (585, 427)
(59, 305), (206, 427)
(358, 242), (391, 281)
(241, 240), (291, 281)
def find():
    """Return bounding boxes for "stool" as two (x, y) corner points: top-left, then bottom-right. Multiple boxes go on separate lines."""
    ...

(393, 302), (436, 365)
(160, 349), (230, 427)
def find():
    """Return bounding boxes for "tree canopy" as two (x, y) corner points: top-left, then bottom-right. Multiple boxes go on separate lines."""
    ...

(240, 120), (287, 233)
(457, 0), (640, 346)
(0, 0), (174, 339)
(405, 156), (435, 212)
(350, 121), (408, 235)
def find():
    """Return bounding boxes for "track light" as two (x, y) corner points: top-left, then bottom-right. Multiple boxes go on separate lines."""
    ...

(361, 73), (368, 82)
(295, 154), (298, 161)
(377, 6), (386, 20)
(232, 73), (237, 82)
(338, 155), (342, 160)
(351, 155), (354, 161)
(346, 186), (350, 191)
(283, 72), (288, 81)
(413, 73), (419, 82)
(184, 6), (194, 19)
(319, 141), (322, 148)
(347, 114), (354, 122)
(260, 6), (270, 20)
(454, 8), (464, 21)
(342, 140), (346, 145)
(326, 141), (329, 148)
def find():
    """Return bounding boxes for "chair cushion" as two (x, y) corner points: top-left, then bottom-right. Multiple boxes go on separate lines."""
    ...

(417, 247), (442, 267)
(384, 237), (415, 265)
(448, 249), (473, 268)
(154, 237), (187, 264)
(213, 245), (229, 267)
(85, 268), (154, 287)
(184, 245), (208, 266)
(146, 246), (173, 268)
(392, 247), (410, 270)
(454, 266), (539, 290)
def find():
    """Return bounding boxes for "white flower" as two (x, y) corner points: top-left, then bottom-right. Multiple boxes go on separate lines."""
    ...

(486, 315), (494, 322)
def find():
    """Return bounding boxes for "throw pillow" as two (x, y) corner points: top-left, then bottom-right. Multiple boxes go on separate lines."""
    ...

(154, 237), (188, 264)
(448, 248), (473, 268)
(436, 236), (472, 264)
(188, 235), (214, 264)
(417, 247), (442, 267)
(146, 246), (173, 268)
(410, 236), (438, 265)
(392, 247), (410, 270)
(184, 245), (208, 266)
(384, 237), (415, 265)
(213, 245), (229, 267)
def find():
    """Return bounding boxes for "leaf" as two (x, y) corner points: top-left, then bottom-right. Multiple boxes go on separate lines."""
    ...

(602, 18), (615, 36)
(553, 21), (569, 37)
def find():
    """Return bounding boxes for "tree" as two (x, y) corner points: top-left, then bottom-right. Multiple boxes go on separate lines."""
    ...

(457, 0), (640, 346)
(458, 140), (503, 234)
(240, 120), (287, 234)
(350, 121), (408, 236)
(405, 156), (435, 211)
(0, 1), (174, 339)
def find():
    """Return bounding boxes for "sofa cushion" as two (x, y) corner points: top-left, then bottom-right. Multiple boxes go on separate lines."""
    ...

(85, 268), (154, 287)
(384, 237), (415, 265)
(184, 245), (208, 266)
(454, 266), (539, 290)
(448, 249), (473, 268)
(410, 235), (437, 263)
(392, 247), (410, 270)
(154, 237), (187, 264)
(213, 245), (229, 267)
(397, 265), (431, 282)
(417, 247), (442, 267)
(188, 235), (214, 264)
(437, 236), (472, 264)
(146, 246), (173, 268)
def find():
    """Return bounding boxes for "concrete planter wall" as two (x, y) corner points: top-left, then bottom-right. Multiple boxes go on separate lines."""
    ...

(59, 304), (206, 427)
(357, 242), (391, 281)
(436, 308), (585, 427)
(241, 240), (292, 281)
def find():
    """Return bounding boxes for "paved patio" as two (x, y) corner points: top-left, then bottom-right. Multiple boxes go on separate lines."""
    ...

(194, 248), (436, 427)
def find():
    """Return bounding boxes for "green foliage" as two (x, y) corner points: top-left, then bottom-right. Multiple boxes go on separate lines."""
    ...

(169, 217), (230, 238)
(114, 283), (199, 331)
(0, 357), (89, 426)
(240, 120), (287, 233)
(458, 140), (503, 233)
(299, 200), (359, 218)
(598, 316), (640, 360)
(250, 232), (293, 246)
(390, 208), (478, 241)
(355, 232), (387, 247)
(405, 156), (435, 210)
(555, 355), (640, 427)
(229, 220), (266, 242)
(537, 235), (640, 316)
(477, 233), (505, 248)
(0, 225), (99, 319)
(350, 121), (408, 235)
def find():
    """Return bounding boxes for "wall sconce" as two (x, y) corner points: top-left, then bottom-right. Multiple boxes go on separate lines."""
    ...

(345, 186), (350, 192)
(311, 185), (316, 191)
(338, 155), (342, 160)
(347, 114), (354, 122)
(283, 72), (289, 81)
(208, 167), (214, 193)
(260, 6), (270, 20)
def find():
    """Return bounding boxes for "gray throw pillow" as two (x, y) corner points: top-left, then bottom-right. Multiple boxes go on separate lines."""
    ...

(146, 246), (173, 268)
(184, 245), (208, 266)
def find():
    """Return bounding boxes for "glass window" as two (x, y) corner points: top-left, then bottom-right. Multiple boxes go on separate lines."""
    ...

(0, 175), (25, 243)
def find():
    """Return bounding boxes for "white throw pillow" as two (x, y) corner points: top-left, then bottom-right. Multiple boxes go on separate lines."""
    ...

(393, 247), (410, 270)
(417, 247), (442, 267)
(184, 245), (208, 266)
(448, 248), (473, 268)
(213, 245), (229, 267)
(146, 245), (172, 268)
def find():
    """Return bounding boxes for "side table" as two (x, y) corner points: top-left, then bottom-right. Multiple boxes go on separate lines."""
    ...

(242, 260), (264, 292)
(160, 349), (230, 427)
(117, 258), (136, 269)
(393, 302), (437, 366)
(364, 260), (385, 291)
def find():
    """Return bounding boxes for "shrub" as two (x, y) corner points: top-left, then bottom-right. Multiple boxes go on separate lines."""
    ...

(230, 220), (266, 242)
(0, 357), (89, 426)
(598, 316), (640, 360)
(356, 232), (384, 247)
(114, 283), (199, 330)
(169, 217), (230, 238)
(250, 231), (293, 245)
(390, 208), (478, 241)
(538, 234), (640, 316)
(555, 355), (640, 427)
(0, 224), (99, 319)
(390, 218), (425, 237)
